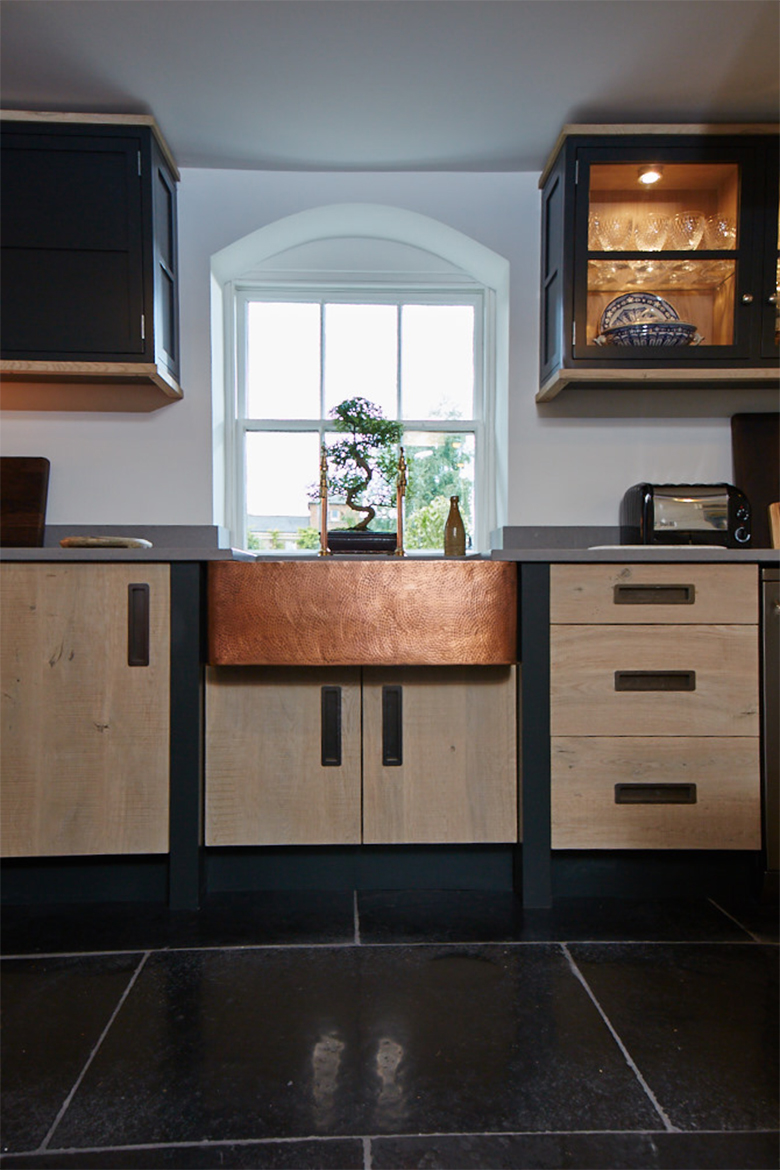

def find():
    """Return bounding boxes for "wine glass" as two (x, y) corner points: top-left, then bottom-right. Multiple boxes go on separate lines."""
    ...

(669, 211), (706, 250)
(598, 213), (634, 251)
(634, 211), (669, 251)
(704, 214), (737, 250)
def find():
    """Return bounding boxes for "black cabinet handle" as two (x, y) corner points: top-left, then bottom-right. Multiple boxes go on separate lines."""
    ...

(382, 685), (403, 767)
(614, 670), (696, 692)
(615, 783), (697, 805)
(321, 687), (342, 766)
(613, 583), (695, 605)
(127, 584), (150, 666)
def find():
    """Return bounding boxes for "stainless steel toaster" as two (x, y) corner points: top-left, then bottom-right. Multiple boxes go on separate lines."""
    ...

(620, 483), (752, 547)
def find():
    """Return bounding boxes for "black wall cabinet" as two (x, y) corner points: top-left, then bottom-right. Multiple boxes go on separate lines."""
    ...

(538, 125), (779, 401)
(1, 114), (181, 398)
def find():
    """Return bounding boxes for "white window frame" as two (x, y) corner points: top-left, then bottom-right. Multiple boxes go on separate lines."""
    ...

(225, 276), (496, 552)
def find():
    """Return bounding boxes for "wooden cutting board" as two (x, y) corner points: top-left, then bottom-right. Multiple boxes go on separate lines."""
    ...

(0, 456), (50, 547)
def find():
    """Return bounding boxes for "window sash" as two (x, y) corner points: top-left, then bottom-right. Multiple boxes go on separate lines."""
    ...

(228, 282), (493, 551)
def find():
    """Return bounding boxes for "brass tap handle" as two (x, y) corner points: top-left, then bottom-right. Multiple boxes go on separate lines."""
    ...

(395, 446), (407, 557)
(319, 444), (331, 556)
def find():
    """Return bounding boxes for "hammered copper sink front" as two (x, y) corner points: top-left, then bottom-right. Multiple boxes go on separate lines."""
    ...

(207, 560), (517, 665)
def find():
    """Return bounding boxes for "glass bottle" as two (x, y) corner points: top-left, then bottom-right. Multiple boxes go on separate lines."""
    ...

(444, 495), (466, 557)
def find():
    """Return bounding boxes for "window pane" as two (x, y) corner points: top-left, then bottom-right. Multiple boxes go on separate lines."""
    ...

(403, 431), (475, 551)
(401, 305), (474, 420)
(245, 431), (321, 550)
(323, 304), (397, 417)
(246, 302), (321, 419)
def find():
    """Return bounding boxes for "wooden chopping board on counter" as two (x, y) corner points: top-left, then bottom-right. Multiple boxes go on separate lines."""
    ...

(0, 456), (50, 547)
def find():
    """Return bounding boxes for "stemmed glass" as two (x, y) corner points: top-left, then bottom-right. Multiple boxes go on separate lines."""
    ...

(634, 211), (669, 251)
(669, 211), (706, 250)
(598, 213), (634, 251)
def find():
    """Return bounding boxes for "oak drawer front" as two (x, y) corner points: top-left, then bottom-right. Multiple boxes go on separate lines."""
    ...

(550, 625), (759, 736)
(550, 564), (758, 625)
(551, 736), (761, 850)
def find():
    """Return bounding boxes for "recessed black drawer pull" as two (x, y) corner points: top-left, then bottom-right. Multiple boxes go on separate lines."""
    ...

(613, 583), (695, 605)
(615, 783), (697, 805)
(382, 685), (403, 767)
(614, 670), (696, 692)
(127, 584), (150, 666)
(321, 686), (342, 767)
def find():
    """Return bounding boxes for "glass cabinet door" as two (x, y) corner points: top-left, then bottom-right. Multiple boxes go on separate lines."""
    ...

(573, 145), (763, 361)
(761, 179), (779, 358)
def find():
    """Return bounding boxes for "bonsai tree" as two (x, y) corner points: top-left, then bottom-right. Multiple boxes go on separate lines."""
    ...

(324, 397), (403, 531)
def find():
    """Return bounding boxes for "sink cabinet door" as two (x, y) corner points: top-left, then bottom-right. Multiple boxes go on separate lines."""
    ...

(362, 666), (518, 845)
(0, 563), (170, 857)
(205, 667), (362, 846)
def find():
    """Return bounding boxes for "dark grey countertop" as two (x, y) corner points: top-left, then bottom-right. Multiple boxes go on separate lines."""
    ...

(1, 524), (777, 563)
(3, 546), (778, 564)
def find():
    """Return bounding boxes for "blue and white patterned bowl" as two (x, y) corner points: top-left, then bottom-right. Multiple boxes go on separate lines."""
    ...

(601, 321), (700, 347)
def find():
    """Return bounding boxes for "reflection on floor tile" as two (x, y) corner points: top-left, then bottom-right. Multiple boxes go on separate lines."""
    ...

(357, 891), (754, 944)
(1, 891), (356, 956)
(569, 943), (780, 1132)
(48, 944), (661, 1148)
(1, 954), (142, 1153)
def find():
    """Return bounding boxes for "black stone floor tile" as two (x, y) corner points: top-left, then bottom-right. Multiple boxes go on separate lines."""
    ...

(1, 891), (356, 956)
(47, 944), (661, 1148)
(0, 953), (143, 1153)
(708, 895), (780, 944)
(357, 891), (753, 944)
(370, 1130), (780, 1169)
(0, 1138), (364, 1168)
(568, 942), (779, 1132)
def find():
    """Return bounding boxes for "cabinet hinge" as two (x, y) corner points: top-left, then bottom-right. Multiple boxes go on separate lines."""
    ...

(137, 151), (142, 177)
(140, 314), (146, 341)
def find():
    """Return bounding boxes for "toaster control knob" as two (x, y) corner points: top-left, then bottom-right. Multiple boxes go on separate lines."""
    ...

(734, 526), (750, 544)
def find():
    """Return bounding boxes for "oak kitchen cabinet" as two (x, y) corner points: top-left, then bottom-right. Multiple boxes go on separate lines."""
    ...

(0, 112), (181, 398)
(538, 124), (780, 400)
(205, 665), (518, 847)
(204, 559), (519, 848)
(0, 563), (171, 857)
(548, 563), (761, 850)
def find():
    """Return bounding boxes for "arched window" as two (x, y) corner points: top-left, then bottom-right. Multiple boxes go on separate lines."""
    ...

(211, 204), (509, 552)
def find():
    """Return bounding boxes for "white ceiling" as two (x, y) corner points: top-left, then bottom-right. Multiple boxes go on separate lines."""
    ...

(1, 0), (778, 172)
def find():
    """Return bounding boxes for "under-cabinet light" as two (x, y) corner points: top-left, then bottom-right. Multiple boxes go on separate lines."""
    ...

(638, 165), (664, 185)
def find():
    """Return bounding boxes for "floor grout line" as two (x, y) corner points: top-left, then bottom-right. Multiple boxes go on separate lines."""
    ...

(707, 897), (766, 944)
(37, 951), (151, 1153)
(561, 942), (679, 1135)
(6, 1127), (779, 1159)
(1, 936), (771, 963)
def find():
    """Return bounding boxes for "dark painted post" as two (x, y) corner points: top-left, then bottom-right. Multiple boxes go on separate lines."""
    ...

(168, 562), (204, 909)
(520, 562), (552, 907)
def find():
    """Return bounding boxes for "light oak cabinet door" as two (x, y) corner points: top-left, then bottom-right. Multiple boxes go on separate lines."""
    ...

(205, 667), (362, 846)
(0, 563), (170, 857)
(362, 666), (518, 845)
(205, 665), (518, 847)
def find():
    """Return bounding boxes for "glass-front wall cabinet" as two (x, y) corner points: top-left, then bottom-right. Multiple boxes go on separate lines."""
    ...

(539, 128), (779, 400)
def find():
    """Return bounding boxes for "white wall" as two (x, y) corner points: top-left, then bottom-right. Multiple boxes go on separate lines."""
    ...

(2, 167), (774, 537)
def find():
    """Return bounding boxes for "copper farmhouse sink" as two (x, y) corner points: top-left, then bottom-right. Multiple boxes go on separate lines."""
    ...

(207, 560), (517, 666)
